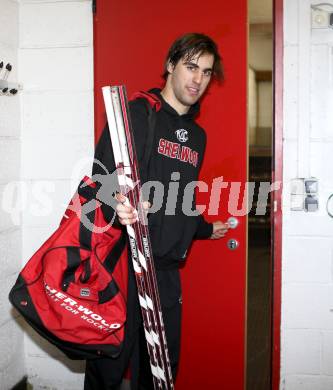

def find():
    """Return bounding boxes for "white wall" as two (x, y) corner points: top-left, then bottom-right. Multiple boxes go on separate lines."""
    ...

(282, 0), (333, 388)
(248, 68), (257, 145)
(257, 81), (272, 146)
(249, 24), (272, 148)
(0, 0), (26, 388)
(1, 0), (94, 388)
(249, 0), (272, 24)
(258, 82), (272, 128)
(249, 34), (273, 71)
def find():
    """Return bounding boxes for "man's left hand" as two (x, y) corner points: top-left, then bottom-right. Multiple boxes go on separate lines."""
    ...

(210, 221), (229, 239)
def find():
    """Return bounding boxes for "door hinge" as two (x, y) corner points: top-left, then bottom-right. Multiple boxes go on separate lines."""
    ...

(92, 0), (96, 14)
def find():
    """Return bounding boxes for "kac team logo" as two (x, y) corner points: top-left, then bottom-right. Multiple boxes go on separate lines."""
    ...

(175, 129), (189, 143)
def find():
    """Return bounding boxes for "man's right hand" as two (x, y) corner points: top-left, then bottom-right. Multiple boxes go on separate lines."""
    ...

(115, 193), (150, 225)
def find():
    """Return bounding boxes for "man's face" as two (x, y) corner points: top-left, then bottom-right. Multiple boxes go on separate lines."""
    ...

(167, 52), (214, 110)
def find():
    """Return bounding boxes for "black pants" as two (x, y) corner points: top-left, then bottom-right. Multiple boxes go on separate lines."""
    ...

(84, 268), (182, 390)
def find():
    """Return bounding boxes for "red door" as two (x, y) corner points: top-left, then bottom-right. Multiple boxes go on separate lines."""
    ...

(94, 2), (247, 388)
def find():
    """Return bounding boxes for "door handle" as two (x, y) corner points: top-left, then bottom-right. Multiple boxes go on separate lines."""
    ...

(227, 217), (239, 229)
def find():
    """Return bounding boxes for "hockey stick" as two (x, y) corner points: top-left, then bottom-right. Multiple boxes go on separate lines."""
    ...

(102, 85), (174, 390)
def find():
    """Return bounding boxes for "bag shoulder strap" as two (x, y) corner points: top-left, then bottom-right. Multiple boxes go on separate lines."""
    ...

(142, 100), (157, 179)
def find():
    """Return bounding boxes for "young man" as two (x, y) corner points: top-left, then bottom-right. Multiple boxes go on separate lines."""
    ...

(85, 33), (228, 390)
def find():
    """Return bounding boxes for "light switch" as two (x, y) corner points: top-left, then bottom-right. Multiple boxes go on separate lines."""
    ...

(305, 195), (319, 212)
(291, 194), (304, 211)
(291, 178), (304, 195)
(305, 178), (318, 194)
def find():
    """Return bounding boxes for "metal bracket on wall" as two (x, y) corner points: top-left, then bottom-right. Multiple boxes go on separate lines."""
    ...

(0, 62), (22, 96)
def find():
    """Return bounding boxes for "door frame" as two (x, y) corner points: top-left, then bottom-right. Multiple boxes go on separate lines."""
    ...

(272, 0), (283, 389)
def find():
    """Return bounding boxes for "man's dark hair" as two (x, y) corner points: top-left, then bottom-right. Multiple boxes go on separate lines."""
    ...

(163, 33), (224, 82)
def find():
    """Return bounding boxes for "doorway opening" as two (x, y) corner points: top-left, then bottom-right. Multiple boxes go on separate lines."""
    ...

(247, 0), (273, 389)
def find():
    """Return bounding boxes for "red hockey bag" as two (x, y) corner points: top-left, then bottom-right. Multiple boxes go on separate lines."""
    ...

(9, 176), (128, 360)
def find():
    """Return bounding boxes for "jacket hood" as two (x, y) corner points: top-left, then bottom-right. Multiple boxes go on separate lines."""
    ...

(131, 90), (162, 112)
(131, 88), (200, 120)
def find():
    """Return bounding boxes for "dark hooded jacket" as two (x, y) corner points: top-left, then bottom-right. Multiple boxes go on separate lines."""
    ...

(92, 88), (212, 269)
